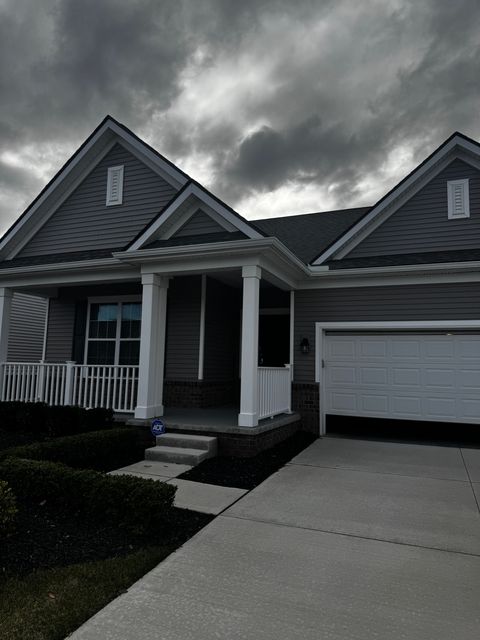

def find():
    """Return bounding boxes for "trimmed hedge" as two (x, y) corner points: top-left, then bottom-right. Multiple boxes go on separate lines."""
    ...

(0, 458), (176, 535)
(0, 402), (114, 437)
(0, 427), (152, 472)
(0, 479), (17, 538)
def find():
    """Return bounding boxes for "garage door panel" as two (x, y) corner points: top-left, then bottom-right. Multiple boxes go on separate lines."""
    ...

(329, 366), (356, 384)
(362, 394), (388, 413)
(424, 340), (455, 358)
(458, 370), (480, 390)
(424, 397), (457, 419)
(457, 339), (480, 359)
(359, 340), (386, 358)
(424, 368), (455, 388)
(392, 368), (421, 386)
(359, 367), (388, 385)
(391, 340), (421, 359)
(392, 396), (422, 416)
(324, 333), (480, 425)
(329, 392), (357, 412)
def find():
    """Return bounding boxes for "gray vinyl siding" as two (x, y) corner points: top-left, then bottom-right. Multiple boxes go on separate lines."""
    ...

(175, 210), (226, 237)
(165, 276), (201, 380)
(204, 278), (240, 381)
(44, 298), (76, 362)
(7, 294), (47, 362)
(347, 159), (480, 258)
(294, 282), (480, 383)
(19, 143), (177, 257)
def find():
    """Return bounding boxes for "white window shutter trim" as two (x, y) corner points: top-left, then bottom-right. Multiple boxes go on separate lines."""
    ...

(447, 179), (469, 219)
(106, 165), (124, 206)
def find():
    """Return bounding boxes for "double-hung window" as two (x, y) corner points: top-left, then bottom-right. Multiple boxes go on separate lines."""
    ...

(85, 299), (142, 366)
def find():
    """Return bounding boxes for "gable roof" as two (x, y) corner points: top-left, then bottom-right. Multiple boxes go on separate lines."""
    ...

(253, 207), (369, 264)
(126, 180), (265, 250)
(0, 115), (190, 260)
(311, 131), (480, 265)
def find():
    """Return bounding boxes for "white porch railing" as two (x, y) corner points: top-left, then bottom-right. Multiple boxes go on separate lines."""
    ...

(257, 365), (291, 420)
(1, 362), (139, 413)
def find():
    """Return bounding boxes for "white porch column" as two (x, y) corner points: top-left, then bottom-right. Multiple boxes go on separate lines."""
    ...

(238, 265), (261, 427)
(0, 288), (13, 396)
(135, 274), (169, 420)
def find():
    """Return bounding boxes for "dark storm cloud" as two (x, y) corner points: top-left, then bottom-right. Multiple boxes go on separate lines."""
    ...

(0, 0), (479, 228)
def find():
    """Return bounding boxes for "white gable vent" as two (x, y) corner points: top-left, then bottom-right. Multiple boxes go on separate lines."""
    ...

(106, 165), (124, 206)
(447, 179), (469, 219)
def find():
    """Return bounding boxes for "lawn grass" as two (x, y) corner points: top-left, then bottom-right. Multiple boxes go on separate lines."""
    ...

(0, 546), (172, 640)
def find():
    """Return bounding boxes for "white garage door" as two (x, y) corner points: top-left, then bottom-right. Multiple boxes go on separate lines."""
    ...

(324, 333), (480, 424)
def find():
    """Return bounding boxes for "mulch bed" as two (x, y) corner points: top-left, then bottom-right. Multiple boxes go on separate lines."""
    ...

(179, 431), (316, 490)
(0, 502), (212, 578)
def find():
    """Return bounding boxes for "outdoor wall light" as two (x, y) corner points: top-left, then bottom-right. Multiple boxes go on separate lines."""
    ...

(300, 338), (310, 354)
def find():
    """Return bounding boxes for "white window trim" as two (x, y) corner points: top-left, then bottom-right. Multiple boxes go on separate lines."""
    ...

(106, 165), (124, 206)
(447, 178), (470, 219)
(84, 296), (141, 365)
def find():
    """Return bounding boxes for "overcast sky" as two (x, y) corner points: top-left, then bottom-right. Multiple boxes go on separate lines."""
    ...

(0, 0), (479, 234)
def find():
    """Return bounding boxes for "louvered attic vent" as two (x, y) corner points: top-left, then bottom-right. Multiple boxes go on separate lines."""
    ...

(447, 179), (469, 219)
(106, 165), (124, 206)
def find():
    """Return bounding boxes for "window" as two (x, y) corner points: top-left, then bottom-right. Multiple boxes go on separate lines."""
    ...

(106, 165), (124, 206)
(447, 179), (470, 219)
(86, 301), (141, 365)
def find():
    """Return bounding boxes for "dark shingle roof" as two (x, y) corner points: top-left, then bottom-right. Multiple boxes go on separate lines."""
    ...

(327, 248), (480, 269)
(253, 207), (369, 263)
(0, 248), (121, 270)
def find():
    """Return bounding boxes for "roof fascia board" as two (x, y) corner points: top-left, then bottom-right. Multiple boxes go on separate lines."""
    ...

(7, 139), (118, 259)
(0, 116), (189, 260)
(312, 135), (480, 265)
(128, 184), (194, 250)
(128, 184), (263, 251)
(112, 136), (185, 190)
(302, 259), (480, 288)
(335, 149), (480, 261)
(0, 261), (139, 289)
(189, 183), (263, 240)
(116, 236), (308, 285)
(0, 123), (116, 258)
(161, 201), (237, 240)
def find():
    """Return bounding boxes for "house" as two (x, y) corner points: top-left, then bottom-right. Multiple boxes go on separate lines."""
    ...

(0, 116), (479, 452)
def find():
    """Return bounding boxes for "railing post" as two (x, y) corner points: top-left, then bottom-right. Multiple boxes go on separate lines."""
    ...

(64, 361), (75, 406)
(36, 361), (46, 402)
(285, 364), (292, 414)
(0, 288), (13, 397)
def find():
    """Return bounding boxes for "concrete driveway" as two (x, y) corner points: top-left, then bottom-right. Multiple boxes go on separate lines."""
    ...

(70, 437), (480, 640)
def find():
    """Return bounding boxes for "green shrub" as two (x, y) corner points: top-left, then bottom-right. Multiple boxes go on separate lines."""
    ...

(0, 402), (114, 437)
(0, 458), (176, 535)
(0, 427), (152, 472)
(0, 479), (17, 538)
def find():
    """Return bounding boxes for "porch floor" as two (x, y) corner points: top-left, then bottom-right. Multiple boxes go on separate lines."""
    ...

(130, 406), (301, 436)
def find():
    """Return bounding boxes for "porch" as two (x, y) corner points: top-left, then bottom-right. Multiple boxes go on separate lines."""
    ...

(0, 262), (297, 429)
(0, 362), (294, 425)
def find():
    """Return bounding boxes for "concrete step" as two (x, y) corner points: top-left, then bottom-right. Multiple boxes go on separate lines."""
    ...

(156, 433), (217, 455)
(145, 445), (211, 466)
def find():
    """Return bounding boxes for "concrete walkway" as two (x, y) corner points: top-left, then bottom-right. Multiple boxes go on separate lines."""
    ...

(70, 438), (480, 639)
(109, 460), (247, 514)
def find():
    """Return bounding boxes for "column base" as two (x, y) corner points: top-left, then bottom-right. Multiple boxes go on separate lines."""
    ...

(134, 404), (164, 420)
(238, 412), (259, 427)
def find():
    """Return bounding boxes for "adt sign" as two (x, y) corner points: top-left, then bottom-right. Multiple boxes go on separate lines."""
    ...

(151, 418), (166, 437)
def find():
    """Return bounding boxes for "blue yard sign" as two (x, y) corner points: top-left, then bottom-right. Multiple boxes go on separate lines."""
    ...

(151, 418), (166, 437)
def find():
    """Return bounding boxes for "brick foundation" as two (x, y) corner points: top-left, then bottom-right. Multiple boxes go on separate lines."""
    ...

(292, 383), (319, 434)
(169, 419), (302, 457)
(164, 380), (238, 408)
